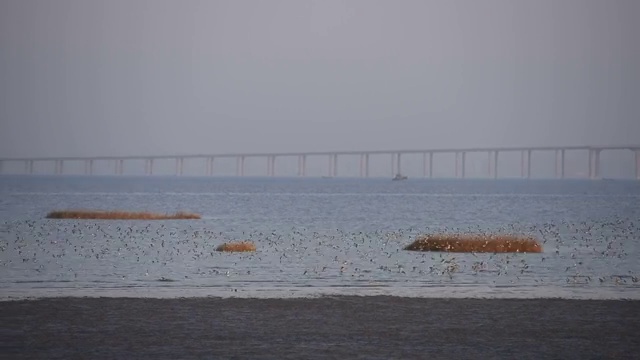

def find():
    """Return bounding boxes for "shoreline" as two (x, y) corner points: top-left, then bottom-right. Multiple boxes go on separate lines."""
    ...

(2, 284), (640, 302)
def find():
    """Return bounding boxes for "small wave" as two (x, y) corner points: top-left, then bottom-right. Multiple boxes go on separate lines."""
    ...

(11, 280), (74, 284)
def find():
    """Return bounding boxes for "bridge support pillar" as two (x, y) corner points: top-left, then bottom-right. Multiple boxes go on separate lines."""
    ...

(396, 153), (402, 176)
(561, 150), (565, 178)
(588, 149), (593, 179)
(423, 152), (433, 178)
(454, 152), (460, 178)
(266, 157), (270, 177)
(390, 153), (395, 177)
(24, 160), (34, 174)
(429, 153), (434, 178)
(487, 151), (491, 178)
(175, 158), (184, 176)
(206, 157), (214, 176)
(298, 155), (306, 176)
(332, 154), (338, 177)
(527, 150), (532, 179)
(493, 151), (499, 179)
(236, 156), (245, 177)
(144, 159), (153, 175)
(461, 152), (466, 179)
(555, 149), (565, 179)
(594, 150), (600, 179)
(268, 156), (275, 177)
(588, 149), (601, 180)
(273, 156), (277, 176)
(636, 150), (640, 180)
(520, 150), (533, 178)
(364, 153), (370, 177)
(302, 155), (306, 176)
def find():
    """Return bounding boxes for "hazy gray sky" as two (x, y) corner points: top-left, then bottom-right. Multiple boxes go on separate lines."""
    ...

(1, 0), (638, 158)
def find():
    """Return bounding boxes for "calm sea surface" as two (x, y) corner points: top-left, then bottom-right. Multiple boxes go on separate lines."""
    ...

(1, 175), (639, 300)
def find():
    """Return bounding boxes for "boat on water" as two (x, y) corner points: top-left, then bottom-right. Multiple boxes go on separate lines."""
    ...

(392, 174), (408, 181)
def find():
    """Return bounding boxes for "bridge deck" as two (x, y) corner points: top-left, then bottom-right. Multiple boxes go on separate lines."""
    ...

(1, 145), (639, 162)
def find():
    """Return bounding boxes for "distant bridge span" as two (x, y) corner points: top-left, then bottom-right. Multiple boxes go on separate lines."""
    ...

(1, 145), (639, 180)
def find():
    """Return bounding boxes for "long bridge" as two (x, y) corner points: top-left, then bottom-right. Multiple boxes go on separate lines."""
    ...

(1, 145), (639, 180)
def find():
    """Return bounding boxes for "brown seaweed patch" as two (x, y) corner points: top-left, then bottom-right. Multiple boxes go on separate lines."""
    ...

(215, 241), (257, 252)
(404, 234), (543, 253)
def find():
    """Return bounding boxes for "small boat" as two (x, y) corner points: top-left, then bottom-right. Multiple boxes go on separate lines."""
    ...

(392, 174), (408, 181)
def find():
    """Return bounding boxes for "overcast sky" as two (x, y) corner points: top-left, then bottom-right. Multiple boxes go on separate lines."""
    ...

(1, 0), (638, 160)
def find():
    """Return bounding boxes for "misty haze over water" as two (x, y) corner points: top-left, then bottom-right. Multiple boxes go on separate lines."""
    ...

(1, 0), (638, 166)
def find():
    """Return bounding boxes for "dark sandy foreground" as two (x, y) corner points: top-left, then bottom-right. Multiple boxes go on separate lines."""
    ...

(1, 296), (639, 360)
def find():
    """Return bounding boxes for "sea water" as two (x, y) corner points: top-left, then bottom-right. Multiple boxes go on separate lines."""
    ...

(1, 175), (639, 300)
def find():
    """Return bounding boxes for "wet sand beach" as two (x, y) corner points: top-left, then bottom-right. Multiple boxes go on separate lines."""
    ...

(1, 296), (639, 359)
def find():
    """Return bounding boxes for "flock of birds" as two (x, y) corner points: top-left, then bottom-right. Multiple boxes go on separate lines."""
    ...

(0, 217), (638, 294)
